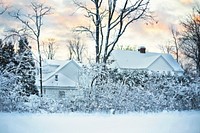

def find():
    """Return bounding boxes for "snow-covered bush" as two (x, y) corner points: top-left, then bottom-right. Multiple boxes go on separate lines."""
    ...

(25, 68), (199, 113)
(1, 63), (199, 113)
(77, 64), (200, 113)
(24, 95), (80, 113)
(0, 72), (29, 112)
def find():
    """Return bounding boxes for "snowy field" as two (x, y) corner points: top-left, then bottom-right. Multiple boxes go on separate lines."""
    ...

(0, 111), (200, 133)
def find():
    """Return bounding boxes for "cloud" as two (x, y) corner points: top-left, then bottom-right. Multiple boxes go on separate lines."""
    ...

(179, 0), (194, 5)
(118, 0), (194, 52)
(0, 0), (196, 58)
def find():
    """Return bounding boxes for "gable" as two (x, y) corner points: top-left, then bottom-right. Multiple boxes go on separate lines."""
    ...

(59, 61), (81, 82)
(43, 60), (82, 83)
(43, 73), (76, 87)
(162, 54), (184, 72)
(148, 56), (174, 72)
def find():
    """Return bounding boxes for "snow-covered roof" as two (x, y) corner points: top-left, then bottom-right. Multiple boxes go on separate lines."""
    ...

(41, 60), (67, 74)
(109, 50), (184, 72)
(160, 54), (184, 72)
(44, 60), (82, 81)
(43, 59), (65, 67)
(36, 60), (82, 88)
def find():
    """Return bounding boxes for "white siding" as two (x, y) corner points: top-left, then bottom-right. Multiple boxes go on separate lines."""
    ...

(44, 87), (83, 99)
(148, 56), (173, 73)
(60, 62), (80, 82)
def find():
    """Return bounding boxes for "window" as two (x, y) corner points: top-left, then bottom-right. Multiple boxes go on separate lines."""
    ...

(59, 91), (65, 98)
(55, 75), (58, 81)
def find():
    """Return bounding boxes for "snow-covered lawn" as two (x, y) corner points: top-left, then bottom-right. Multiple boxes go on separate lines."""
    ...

(0, 111), (200, 133)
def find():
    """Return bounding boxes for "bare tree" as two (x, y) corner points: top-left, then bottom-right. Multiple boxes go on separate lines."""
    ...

(116, 44), (136, 51)
(158, 42), (174, 54)
(9, 2), (52, 96)
(157, 25), (180, 63)
(43, 38), (57, 60)
(3, 27), (30, 51)
(170, 25), (180, 62)
(180, 4), (200, 76)
(74, 0), (153, 63)
(67, 35), (86, 62)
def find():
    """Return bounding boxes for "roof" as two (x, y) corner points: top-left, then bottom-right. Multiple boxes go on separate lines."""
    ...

(43, 59), (66, 67)
(44, 59), (82, 81)
(36, 60), (82, 88)
(42, 60), (67, 74)
(160, 54), (183, 72)
(109, 50), (184, 72)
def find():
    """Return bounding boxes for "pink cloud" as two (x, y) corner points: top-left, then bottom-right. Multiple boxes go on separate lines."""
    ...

(0, 0), (197, 58)
(179, 0), (194, 5)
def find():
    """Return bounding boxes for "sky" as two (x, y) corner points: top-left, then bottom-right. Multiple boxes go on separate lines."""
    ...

(0, 0), (197, 60)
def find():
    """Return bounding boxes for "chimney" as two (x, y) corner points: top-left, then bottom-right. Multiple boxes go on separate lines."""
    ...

(138, 46), (146, 53)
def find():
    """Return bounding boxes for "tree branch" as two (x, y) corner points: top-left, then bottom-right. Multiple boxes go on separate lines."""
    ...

(0, 2), (8, 15)
(75, 26), (96, 41)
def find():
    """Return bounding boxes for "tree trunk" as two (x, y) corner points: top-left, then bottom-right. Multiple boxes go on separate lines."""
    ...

(197, 43), (200, 76)
(74, 0), (151, 64)
(37, 38), (43, 97)
(95, 2), (100, 63)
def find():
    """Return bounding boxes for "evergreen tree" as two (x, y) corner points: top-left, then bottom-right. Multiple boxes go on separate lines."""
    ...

(0, 39), (15, 72)
(0, 39), (3, 69)
(15, 37), (38, 96)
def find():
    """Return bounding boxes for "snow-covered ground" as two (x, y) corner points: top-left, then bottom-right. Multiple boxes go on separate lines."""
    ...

(0, 111), (200, 133)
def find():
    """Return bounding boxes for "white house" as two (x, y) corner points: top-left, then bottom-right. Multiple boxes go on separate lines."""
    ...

(108, 48), (184, 75)
(37, 60), (82, 99)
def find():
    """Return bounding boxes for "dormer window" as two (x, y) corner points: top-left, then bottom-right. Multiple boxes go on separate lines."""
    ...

(55, 74), (58, 81)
